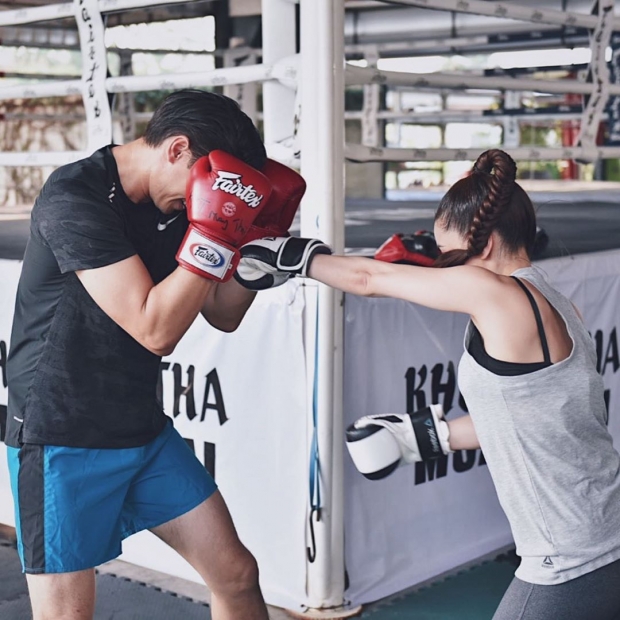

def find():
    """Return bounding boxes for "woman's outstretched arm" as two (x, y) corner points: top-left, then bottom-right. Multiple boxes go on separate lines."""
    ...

(447, 415), (480, 450)
(308, 254), (499, 316)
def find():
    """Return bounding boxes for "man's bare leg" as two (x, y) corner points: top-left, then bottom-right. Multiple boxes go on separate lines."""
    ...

(151, 491), (269, 620)
(26, 568), (96, 620)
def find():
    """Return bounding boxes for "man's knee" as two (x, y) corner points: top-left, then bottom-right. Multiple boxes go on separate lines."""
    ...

(210, 547), (260, 597)
(27, 571), (95, 620)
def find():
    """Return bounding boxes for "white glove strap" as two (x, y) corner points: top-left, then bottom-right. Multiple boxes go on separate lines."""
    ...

(429, 404), (452, 456)
(178, 227), (237, 280)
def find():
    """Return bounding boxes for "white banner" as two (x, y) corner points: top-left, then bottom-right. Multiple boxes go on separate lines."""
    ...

(0, 261), (308, 611)
(343, 249), (620, 606)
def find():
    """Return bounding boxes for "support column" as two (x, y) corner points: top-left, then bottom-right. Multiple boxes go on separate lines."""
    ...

(262, 0), (297, 158)
(298, 0), (360, 616)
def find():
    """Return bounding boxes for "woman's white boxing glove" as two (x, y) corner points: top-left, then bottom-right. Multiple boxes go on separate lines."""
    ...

(345, 404), (453, 480)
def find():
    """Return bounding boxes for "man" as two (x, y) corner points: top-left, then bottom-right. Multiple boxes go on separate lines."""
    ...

(5, 89), (302, 620)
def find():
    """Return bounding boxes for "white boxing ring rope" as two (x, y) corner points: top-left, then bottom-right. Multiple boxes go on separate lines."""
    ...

(6, 56), (620, 166)
(345, 64), (620, 98)
(1, 0), (620, 615)
(378, 0), (620, 31)
(0, 57), (300, 167)
(0, 0), (195, 27)
(0, 61), (297, 103)
(344, 144), (620, 164)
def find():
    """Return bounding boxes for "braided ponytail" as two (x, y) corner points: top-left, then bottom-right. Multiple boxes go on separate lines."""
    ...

(434, 149), (518, 268)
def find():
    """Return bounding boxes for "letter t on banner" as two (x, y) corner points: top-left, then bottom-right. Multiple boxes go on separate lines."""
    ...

(73, 0), (113, 153)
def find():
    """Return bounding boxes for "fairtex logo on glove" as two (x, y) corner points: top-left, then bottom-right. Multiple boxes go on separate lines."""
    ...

(191, 244), (225, 268)
(212, 171), (265, 208)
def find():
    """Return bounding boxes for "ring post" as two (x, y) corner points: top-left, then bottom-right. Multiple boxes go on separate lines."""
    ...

(262, 0), (297, 159)
(297, 0), (360, 616)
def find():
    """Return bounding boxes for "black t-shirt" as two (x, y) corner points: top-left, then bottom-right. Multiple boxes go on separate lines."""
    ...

(5, 146), (189, 449)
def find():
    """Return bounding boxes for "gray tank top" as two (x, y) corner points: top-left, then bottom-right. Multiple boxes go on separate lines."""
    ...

(459, 266), (620, 585)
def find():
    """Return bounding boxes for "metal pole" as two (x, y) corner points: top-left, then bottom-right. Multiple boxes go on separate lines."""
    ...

(223, 50), (259, 126)
(0, 66), (284, 105)
(262, 0), (297, 158)
(0, 0), (194, 27)
(116, 50), (136, 144)
(298, 0), (359, 616)
(380, 0), (615, 30)
(346, 64), (620, 96)
(362, 47), (380, 148)
(344, 143), (620, 162)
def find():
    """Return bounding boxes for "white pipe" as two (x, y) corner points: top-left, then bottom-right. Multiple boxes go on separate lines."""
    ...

(345, 35), (490, 56)
(362, 48), (380, 147)
(344, 143), (620, 162)
(299, 0), (353, 615)
(262, 0), (297, 153)
(344, 110), (589, 122)
(343, 0), (615, 46)
(346, 64), (620, 96)
(130, 109), (590, 125)
(0, 81), (82, 101)
(0, 0), (192, 27)
(223, 52), (259, 126)
(385, 0), (617, 30)
(98, 0), (194, 11)
(117, 50), (136, 143)
(0, 64), (283, 102)
(105, 63), (281, 93)
(0, 151), (87, 166)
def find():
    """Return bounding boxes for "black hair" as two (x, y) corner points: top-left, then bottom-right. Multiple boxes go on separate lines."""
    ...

(434, 149), (536, 268)
(143, 89), (266, 170)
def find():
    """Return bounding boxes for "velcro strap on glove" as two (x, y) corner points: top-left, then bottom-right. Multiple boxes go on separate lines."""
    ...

(409, 405), (452, 460)
(177, 227), (239, 282)
(276, 237), (331, 276)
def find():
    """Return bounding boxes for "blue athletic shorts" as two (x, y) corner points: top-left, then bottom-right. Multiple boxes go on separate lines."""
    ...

(6, 419), (217, 574)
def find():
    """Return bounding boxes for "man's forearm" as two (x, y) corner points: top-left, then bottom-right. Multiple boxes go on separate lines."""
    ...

(142, 267), (215, 353)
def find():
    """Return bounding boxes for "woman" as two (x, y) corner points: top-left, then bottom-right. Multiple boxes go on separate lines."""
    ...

(237, 148), (620, 619)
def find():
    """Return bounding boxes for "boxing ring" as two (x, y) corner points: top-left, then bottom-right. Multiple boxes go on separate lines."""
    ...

(1, 0), (620, 616)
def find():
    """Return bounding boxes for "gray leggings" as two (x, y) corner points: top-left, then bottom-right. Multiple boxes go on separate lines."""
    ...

(493, 559), (620, 620)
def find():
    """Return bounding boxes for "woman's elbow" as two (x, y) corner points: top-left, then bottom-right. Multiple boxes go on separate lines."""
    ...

(358, 272), (377, 297)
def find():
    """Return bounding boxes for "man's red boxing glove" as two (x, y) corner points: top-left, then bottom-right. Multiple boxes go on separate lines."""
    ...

(176, 150), (272, 282)
(240, 159), (306, 245)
